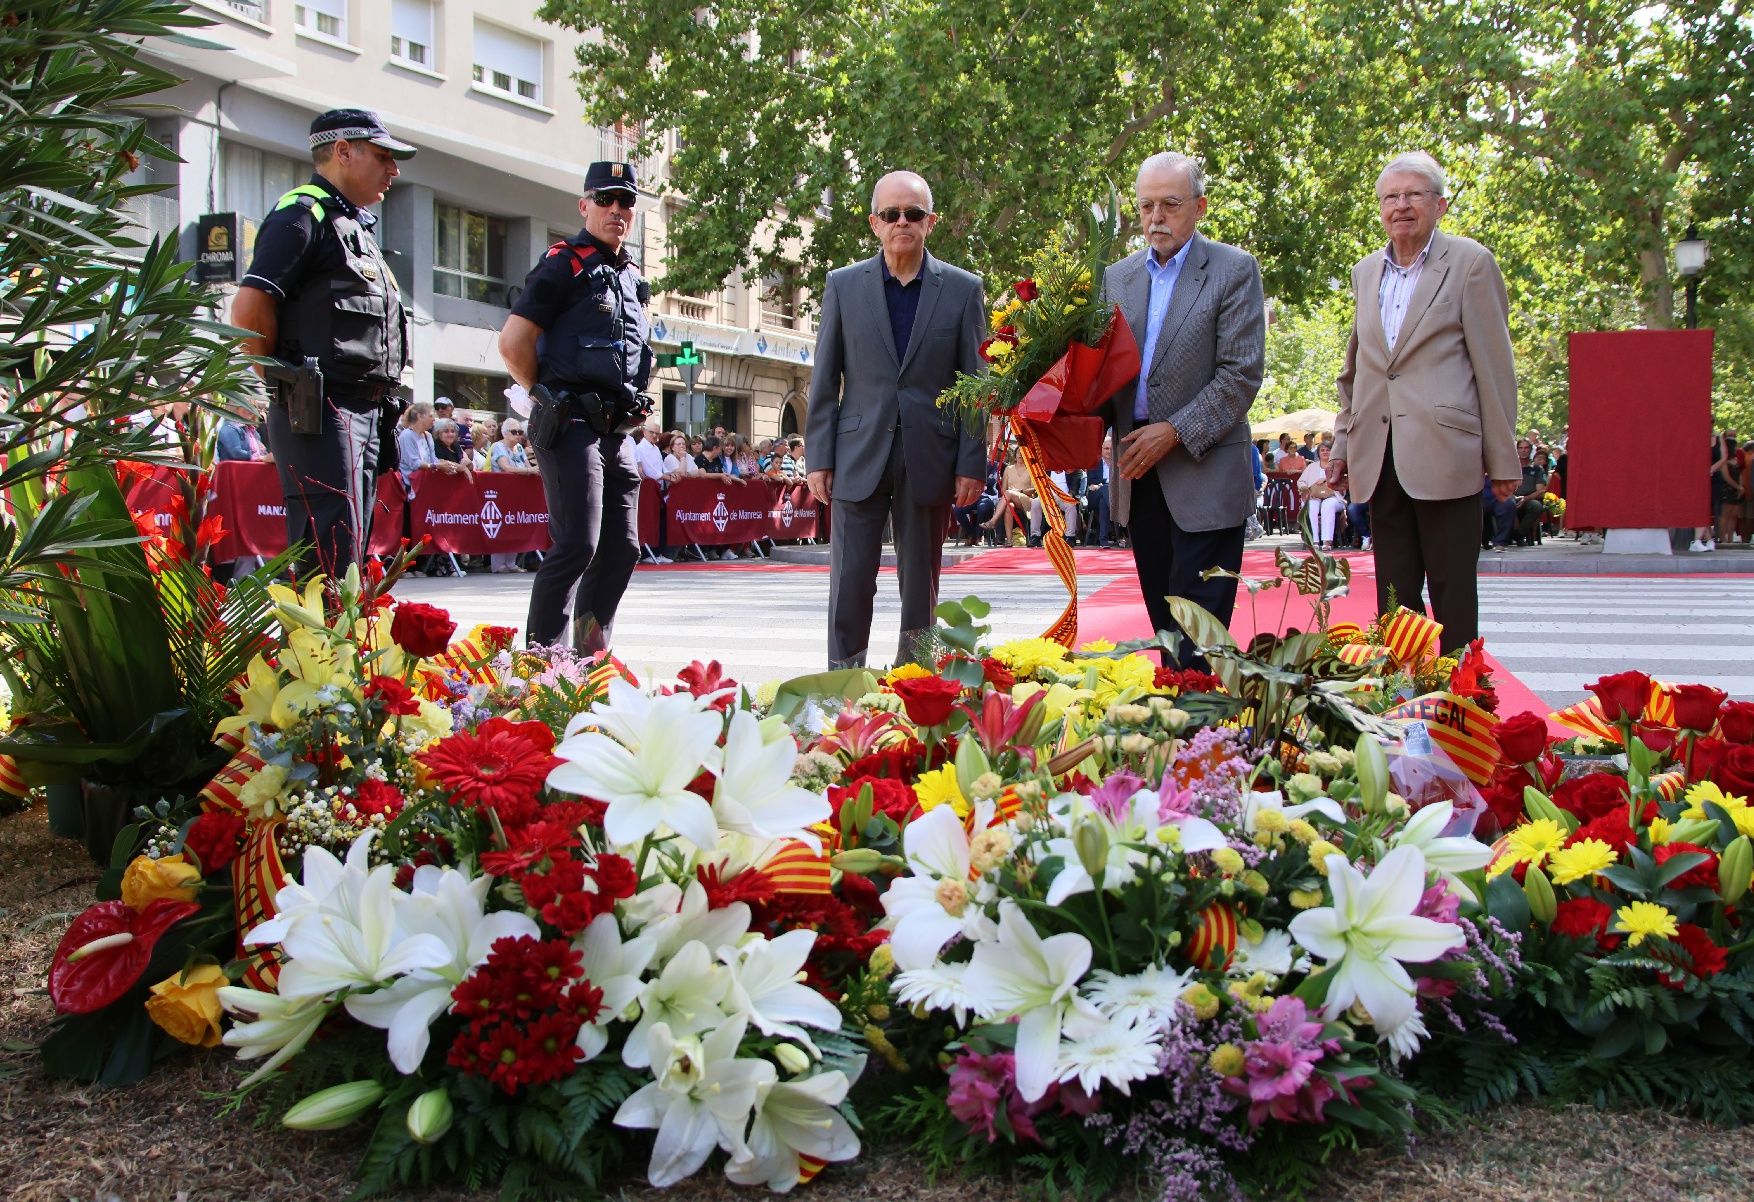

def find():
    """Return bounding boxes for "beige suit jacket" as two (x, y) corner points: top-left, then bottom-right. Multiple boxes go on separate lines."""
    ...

(1333, 230), (1518, 502)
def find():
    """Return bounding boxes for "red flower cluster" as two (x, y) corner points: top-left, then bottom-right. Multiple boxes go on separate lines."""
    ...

(1551, 897), (1620, 950)
(828, 774), (918, 826)
(1653, 842), (1718, 891)
(663, 659), (740, 711)
(363, 674), (420, 716)
(1449, 638), (1498, 712)
(448, 935), (605, 1093)
(390, 600), (457, 658)
(891, 675), (962, 727)
(183, 810), (246, 875)
(349, 778), (406, 819)
(514, 851), (638, 937)
(1153, 666), (1222, 694)
(1656, 923), (1728, 987)
(419, 718), (561, 825)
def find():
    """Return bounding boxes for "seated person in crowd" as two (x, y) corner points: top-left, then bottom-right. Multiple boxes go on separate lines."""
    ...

(987, 448), (1036, 546)
(1081, 437), (1112, 547)
(954, 462), (999, 547)
(1483, 437), (1546, 549)
(490, 421), (539, 475)
(1297, 443), (1346, 549)
(1028, 468), (1082, 547)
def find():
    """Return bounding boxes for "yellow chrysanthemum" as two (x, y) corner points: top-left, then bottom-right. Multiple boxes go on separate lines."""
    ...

(913, 764), (969, 818)
(992, 637), (1075, 679)
(1682, 780), (1749, 821)
(1095, 654), (1156, 693)
(986, 339), (1017, 360)
(1079, 638), (1118, 654)
(1486, 818), (1567, 878)
(885, 662), (934, 684)
(1547, 838), (1618, 885)
(1615, 901), (1678, 947)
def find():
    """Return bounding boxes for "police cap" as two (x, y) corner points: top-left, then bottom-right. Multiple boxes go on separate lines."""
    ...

(583, 161), (638, 197)
(309, 109), (417, 160)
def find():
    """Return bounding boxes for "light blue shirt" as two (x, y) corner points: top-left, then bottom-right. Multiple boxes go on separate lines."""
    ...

(1133, 238), (1194, 421)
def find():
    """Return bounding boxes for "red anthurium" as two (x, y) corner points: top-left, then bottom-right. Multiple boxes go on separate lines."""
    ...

(1586, 670), (1651, 724)
(48, 898), (200, 1014)
(1666, 684), (1727, 734)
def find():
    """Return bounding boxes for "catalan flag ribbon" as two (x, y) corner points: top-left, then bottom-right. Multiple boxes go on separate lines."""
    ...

(1334, 642), (1389, 668)
(434, 623), (503, 685)
(1380, 608), (1443, 668)
(0, 753), (30, 799)
(233, 818), (290, 990)
(760, 834), (833, 896)
(1653, 770), (1686, 801)
(1550, 678), (1679, 744)
(1384, 691), (1501, 786)
(199, 745), (269, 814)
(1012, 418), (1080, 649)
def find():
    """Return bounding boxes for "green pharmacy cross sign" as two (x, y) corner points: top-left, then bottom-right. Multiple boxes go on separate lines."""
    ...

(660, 340), (705, 423)
(658, 341), (703, 369)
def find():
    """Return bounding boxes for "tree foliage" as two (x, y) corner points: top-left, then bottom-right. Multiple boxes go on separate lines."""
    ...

(541, 0), (1751, 426)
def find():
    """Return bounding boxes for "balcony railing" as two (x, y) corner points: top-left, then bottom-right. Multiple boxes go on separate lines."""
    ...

(218, 0), (268, 20)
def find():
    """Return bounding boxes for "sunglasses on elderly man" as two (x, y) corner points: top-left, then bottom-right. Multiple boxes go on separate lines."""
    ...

(875, 206), (931, 224)
(589, 191), (637, 210)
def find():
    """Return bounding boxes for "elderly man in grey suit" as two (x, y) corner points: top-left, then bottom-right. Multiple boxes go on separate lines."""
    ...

(806, 171), (987, 668)
(1104, 152), (1265, 667)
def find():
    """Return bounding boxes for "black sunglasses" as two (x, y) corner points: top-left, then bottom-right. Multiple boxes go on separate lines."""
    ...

(875, 206), (931, 224)
(590, 191), (637, 210)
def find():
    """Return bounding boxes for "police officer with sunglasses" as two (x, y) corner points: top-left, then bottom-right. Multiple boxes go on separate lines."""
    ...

(498, 161), (654, 653)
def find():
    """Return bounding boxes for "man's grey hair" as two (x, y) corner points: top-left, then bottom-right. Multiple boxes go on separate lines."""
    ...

(1137, 152), (1206, 198)
(1378, 151), (1448, 198)
(869, 171), (934, 213)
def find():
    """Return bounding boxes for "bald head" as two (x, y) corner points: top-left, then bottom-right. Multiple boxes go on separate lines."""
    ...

(870, 171), (934, 214)
(868, 170), (938, 273)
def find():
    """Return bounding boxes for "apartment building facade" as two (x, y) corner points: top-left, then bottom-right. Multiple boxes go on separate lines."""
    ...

(137, 0), (815, 435)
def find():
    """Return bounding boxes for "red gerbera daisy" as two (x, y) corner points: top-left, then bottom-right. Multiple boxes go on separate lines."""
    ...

(419, 717), (560, 821)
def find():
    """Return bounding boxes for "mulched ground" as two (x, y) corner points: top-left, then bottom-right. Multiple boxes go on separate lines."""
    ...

(4, 802), (1752, 1202)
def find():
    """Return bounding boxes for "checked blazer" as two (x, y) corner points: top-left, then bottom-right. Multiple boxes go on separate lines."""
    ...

(1101, 233), (1265, 531)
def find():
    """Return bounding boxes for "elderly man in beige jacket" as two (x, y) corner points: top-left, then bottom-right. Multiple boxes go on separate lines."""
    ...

(1330, 151), (1518, 653)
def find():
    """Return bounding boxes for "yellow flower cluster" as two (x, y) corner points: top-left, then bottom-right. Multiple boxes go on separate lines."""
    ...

(1681, 781), (1754, 837)
(992, 637), (1075, 679)
(1486, 818), (1567, 878)
(989, 296), (1025, 332)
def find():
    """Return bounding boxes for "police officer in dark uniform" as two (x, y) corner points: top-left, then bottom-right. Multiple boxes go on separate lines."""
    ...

(498, 161), (653, 653)
(232, 109), (414, 576)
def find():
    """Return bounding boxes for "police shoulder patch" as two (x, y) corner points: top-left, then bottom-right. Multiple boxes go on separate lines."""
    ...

(544, 240), (600, 277)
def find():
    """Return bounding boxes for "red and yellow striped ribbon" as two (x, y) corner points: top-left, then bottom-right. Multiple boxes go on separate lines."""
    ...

(1012, 416), (1079, 648)
(1380, 608), (1443, 667)
(1653, 770), (1686, 801)
(0, 754), (30, 799)
(198, 746), (269, 814)
(233, 818), (289, 990)
(1550, 678), (1679, 744)
(1384, 691), (1501, 785)
(760, 829), (834, 896)
(433, 623), (502, 685)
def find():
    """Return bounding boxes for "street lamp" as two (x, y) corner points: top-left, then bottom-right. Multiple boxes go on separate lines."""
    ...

(1675, 224), (1709, 330)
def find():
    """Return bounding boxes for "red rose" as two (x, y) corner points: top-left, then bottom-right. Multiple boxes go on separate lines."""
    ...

(1550, 897), (1619, 949)
(390, 600), (457, 659)
(829, 775), (917, 825)
(1494, 711), (1550, 766)
(1719, 702), (1754, 746)
(1014, 278), (1039, 302)
(1713, 745), (1754, 798)
(1586, 670), (1651, 724)
(364, 674), (420, 716)
(891, 675), (962, 728)
(1689, 735), (1727, 784)
(351, 778), (406, 819)
(183, 811), (246, 875)
(1633, 722), (1678, 756)
(1666, 684), (1726, 734)
(1654, 842), (1718, 891)
(1551, 772), (1631, 824)
(1479, 764), (1531, 837)
(1659, 923), (1728, 987)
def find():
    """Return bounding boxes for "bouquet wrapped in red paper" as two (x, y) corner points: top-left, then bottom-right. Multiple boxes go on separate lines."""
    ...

(938, 212), (1139, 471)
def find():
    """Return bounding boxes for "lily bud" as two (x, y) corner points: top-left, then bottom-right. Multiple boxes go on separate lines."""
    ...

(830, 848), (888, 874)
(1354, 733), (1389, 814)
(282, 1080), (385, 1131)
(772, 1043), (813, 1076)
(1523, 865), (1557, 925)
(1667, 818), (1721, 846)
(1719, 836), (1753, 906)
(1523, 786), (1573, 832)
(1017, 698), (1048, 747)
(1073, 818), (1110, 881)
(405, 1086), (454, 1144)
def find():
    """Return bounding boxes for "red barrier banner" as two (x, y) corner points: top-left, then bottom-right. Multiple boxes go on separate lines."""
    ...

(768, 483), (818, 541)
(638, 479), (661, 547)
(120, 464), (190, 533)
(209, 461), (405, 560)
(659, 476), (819, 546)
(407, 470), (552, 555)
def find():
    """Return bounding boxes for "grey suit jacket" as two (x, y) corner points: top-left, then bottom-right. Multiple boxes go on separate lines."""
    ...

(1101, 234), (1265, 531)
(805, 251), (987, 506)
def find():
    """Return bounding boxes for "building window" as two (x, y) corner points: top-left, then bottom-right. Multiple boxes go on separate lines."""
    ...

(472, 21), (543, 104)
(390, 0), (433, 67)
(434, 368), (511, 417)
(294, 0), (346, 41)
(760, 269), (799, 330)
(433, 202), (509, 304)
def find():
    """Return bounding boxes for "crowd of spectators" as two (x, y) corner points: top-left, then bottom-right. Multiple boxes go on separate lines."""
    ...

(633, 423), (811, 564)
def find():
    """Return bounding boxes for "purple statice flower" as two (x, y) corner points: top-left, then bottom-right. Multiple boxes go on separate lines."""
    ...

(1222, 996), (1344, 1127)
(1089, 770), (1147, 823)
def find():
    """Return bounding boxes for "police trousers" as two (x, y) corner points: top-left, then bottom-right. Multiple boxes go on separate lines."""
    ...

(527, 422), (639, 653)
(265, 397), (382, 577)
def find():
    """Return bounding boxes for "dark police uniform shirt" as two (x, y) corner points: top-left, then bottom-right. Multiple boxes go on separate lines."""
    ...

(242, 175), (372, 302)
(510, 228), (653, 402)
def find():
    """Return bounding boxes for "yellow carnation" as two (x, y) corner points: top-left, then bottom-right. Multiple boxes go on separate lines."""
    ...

(1614, 901), (1677, 947)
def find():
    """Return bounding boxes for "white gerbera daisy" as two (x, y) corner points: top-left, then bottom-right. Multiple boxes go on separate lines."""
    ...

(1056, 1006), (1162, 1096)
(1083, 963), (1194, 1027)
(893, 962), (980, 1024)
(1229, 928), (1297, 978)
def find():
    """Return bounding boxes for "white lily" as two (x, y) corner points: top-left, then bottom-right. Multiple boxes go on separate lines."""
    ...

(1389, 801), (1494, 902)
(713, 710), (830, 848)
(549, 686), (725, 851)
(245, 831), (378, 948)
(343, 865), (539, 1073)
(218, 986), (334, 1087)
(1039, 789), (1210, 905)
(726, 1067), (863, 1191)
(615, 1017), (776, 1188)
(959, 901), (1093, 1103)
(1288, 846), (1464, 1031)
(1242, 788), (1345, 834)
(879, 802), (998, 970)
(272, 854), (451, 1003)
(634, 878), (753, 962)
(623, 939), (730, 1069)
(574, 913), (659, 1061)
(721, 929), (844, 1052)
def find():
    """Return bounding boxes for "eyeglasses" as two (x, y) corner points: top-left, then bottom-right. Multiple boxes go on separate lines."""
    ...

(1136, 197), (1190, 214)
(1378, 190), (1433, 207)
(589, 191), (637, 210)
(875, 206), (931, 224)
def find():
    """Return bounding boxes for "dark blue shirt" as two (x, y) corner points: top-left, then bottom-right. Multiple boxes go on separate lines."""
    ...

(880, 253), (925, 362)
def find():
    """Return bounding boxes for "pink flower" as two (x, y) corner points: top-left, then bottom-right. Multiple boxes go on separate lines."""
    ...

(1086, 771), (1146, 823)
(1223, 996), (1343, 1127)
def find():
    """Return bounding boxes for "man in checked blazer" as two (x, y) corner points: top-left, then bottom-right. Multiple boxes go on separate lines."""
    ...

(1103, 152), (1265, 667)
(806, 170), (988, 668)
(1330, 151), (1518, 653)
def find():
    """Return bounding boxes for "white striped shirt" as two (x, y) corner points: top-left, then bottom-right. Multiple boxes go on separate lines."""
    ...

(1378, 236), (1433, 350)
